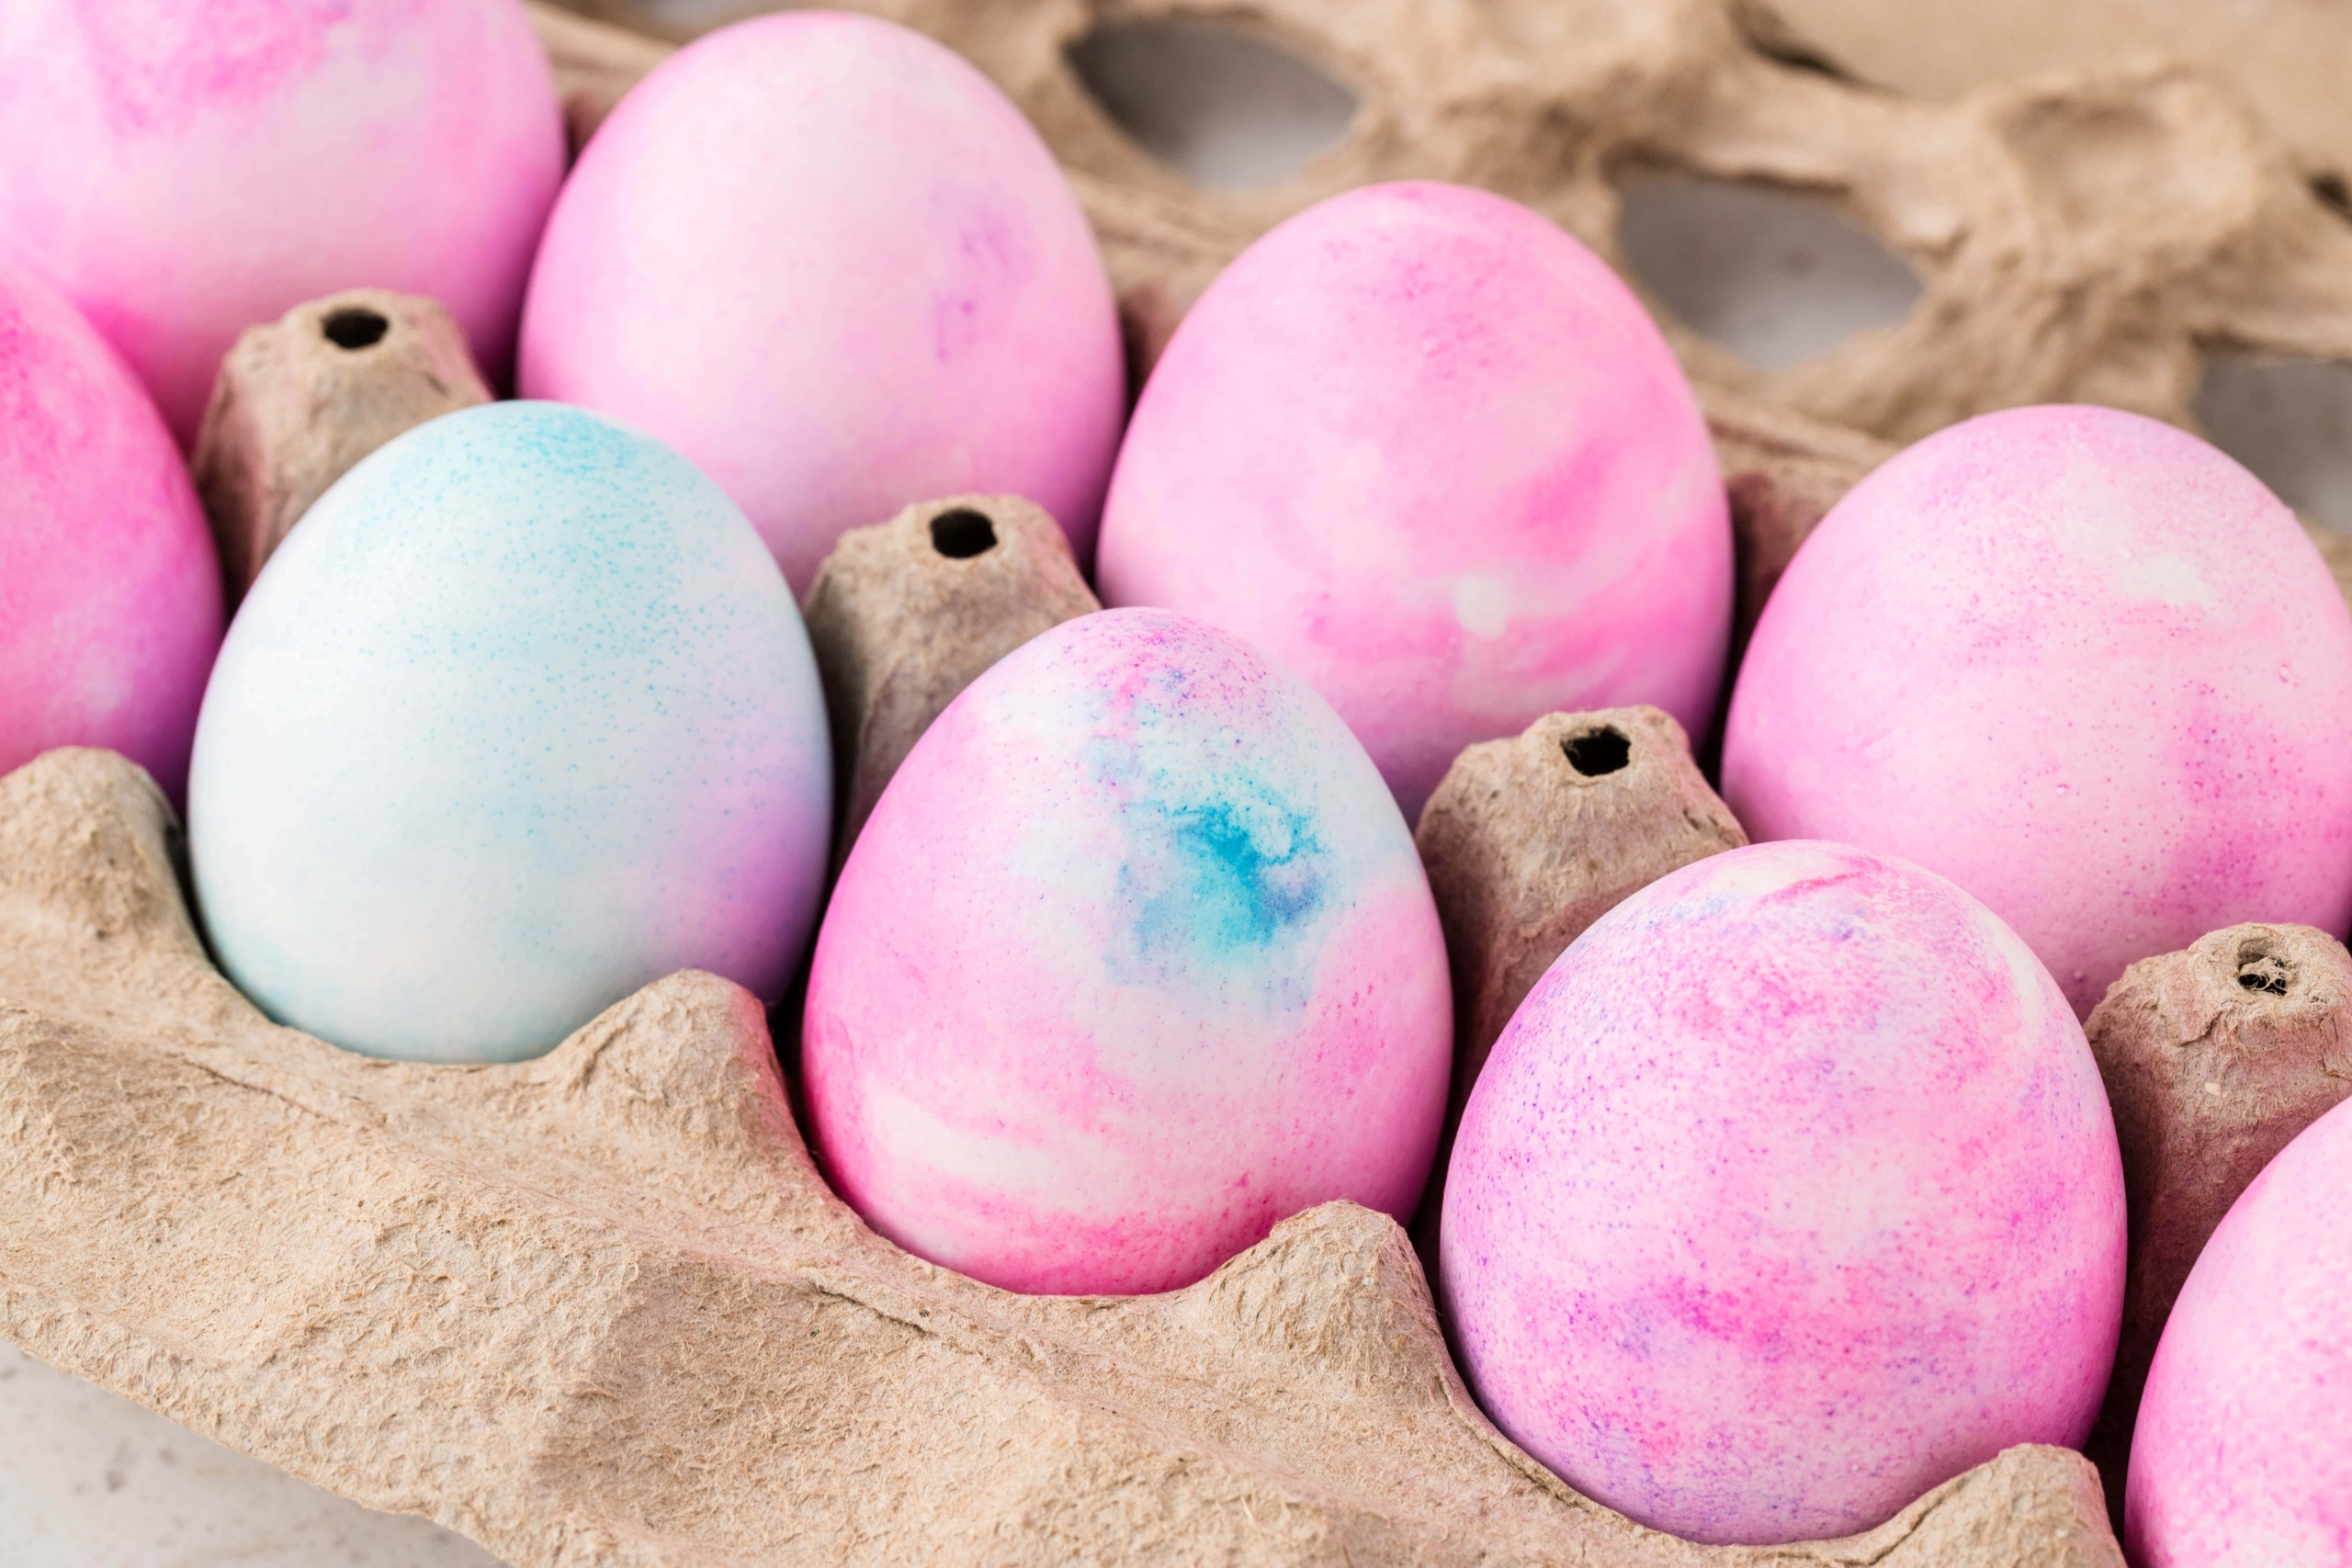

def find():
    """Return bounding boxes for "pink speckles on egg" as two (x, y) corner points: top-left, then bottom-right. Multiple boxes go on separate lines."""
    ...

(518, 11), (1125, 592)
(2124, 1097), (2352, 1566)
(804, 609), (1452, 1296)
(1096, 182), (1732, 818)
(0, 259), (222, 800)
(1723, 405), (2352, 1017)
(1441, 841), (2125, 1546)
(0, 0), (564, 444)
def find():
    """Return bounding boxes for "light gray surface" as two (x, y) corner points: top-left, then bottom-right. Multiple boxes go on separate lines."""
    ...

(1617, 176), (1925, 373)
(7, 15), (2352, 1567)
(0, 1345), (499, 1566)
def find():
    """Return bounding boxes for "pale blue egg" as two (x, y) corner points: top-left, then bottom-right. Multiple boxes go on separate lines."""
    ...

(188, 400), (832, 1063)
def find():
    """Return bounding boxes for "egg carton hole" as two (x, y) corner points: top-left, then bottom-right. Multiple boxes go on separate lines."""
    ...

(1563, 726), (1633, 777)
(2312, 171), (2352, 224)
(1616, 175), (1924, 373)
(928, 507), (998, 558)
(320, 307), (389, 352)
(1065, 17), (1357, 192)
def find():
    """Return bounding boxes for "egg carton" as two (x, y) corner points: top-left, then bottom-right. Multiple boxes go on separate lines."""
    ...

(8, 3), (2352, 1564)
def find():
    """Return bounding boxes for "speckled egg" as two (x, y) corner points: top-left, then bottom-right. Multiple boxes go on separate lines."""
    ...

(0, 0), (564, 445)
(188, 401), (831, 1064)
(0, 256), (221, 801)
(519, 11), (1125, 592)
(2125, 1096), (2352, 1566)
(1442, 840), (2126, 1546)
(804, 608), (1452, 1296)
(1095, 181), (1733, 818)
(1724, 405), (2352, 1018)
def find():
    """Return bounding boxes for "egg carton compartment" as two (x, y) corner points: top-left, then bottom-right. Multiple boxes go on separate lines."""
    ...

(11, 1), (2352, 1562)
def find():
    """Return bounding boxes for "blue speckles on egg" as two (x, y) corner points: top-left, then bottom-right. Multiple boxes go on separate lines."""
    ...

(187, 400), (833, 1063)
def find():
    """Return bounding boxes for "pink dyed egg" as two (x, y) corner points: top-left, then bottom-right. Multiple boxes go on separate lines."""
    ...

(1095, 181), (1733, 818)
(0, 257), (222, 800)
(804, 608), (1452, 1295)
(0, 0), (564, 446)
(1442, 840), (2125, 1546)
(1724, 405), (2352, 1018)
(520, 12), (1124, 592)
(2125, 1096), (2352, 1565)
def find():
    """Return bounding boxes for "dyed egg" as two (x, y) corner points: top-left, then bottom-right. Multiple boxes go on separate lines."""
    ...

(1442, 840), (2125, 1546)
(2125, 1096), (2352, 1565)
(0, 0), (564, 445)
(188, 402), (831, 1064)
(1724, 405), (2352, 1017)
(804, 608), (1452, 1295)
(0, 257), (221, 801)
(1095, 181), (1732, 818)
(519, 11), (1124, 592)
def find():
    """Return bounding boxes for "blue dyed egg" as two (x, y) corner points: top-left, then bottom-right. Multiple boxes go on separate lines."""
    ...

(188, 401), (831, 1062)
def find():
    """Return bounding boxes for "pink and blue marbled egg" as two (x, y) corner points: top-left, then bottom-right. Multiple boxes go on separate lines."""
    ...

(520, 10), (1125, 592)
(1724, 405), (2352, 1017)
(0, 256), (221, 800)
(804, 608), (1453, 1296)
(0, 0), (564, 444)
(1097, 181), (1733, 818)
(2126, 1096), (2352, 1566)
(1442, 840), (2126, 1545)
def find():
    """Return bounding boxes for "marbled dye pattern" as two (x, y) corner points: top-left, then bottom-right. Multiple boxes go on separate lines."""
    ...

(1095, 182), (1733, 818)
(804, 608), (1452, 1296)
(0, 256), (221, 801)
(0, 0), (564, 444)
(519, 11), (1125, 592)
(1442, 841), (2125, 1546)
(188, 402), (831, 1064)
(2126, 1097), (2352, 1567)
(1724, 405), (2352, 1018)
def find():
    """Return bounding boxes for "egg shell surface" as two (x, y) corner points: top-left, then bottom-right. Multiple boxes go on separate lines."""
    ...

(2124, 1095), (2352, 1566)
(0, 256), (222, 801)
(803, 607), (1453, 1296)
(1095, 181), (1733, 818)
(1723, 404), (2352, 1018)
(188, 401), (831, 1064)
(0, 0), (564, 445)
(519, 10), (1125, 592)
(1441, 840), (2126, 1546)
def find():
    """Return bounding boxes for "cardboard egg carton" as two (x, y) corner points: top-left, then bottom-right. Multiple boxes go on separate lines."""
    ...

(7, 2), (2352, 1562)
